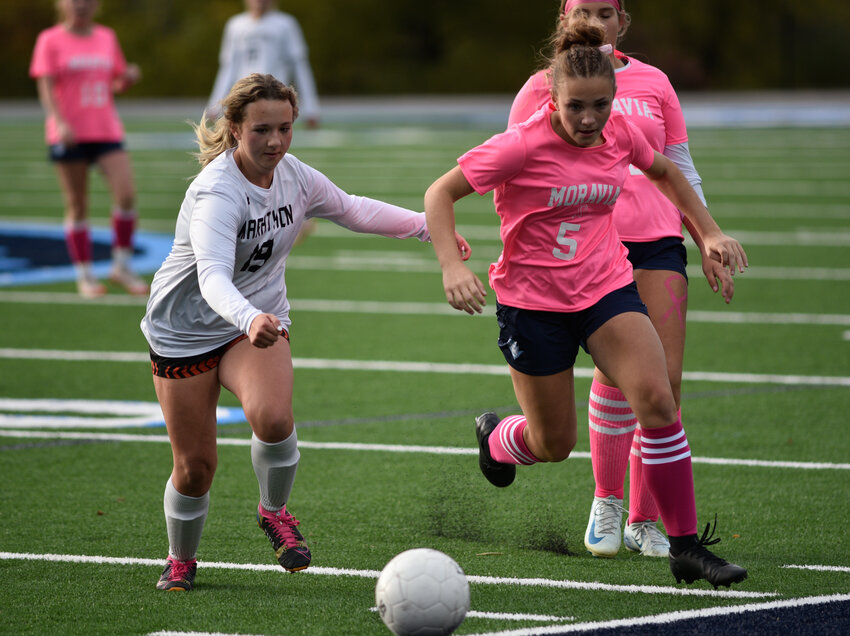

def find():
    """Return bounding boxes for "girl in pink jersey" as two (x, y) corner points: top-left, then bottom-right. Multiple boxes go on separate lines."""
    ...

(30, 0), (147, 298)
(510, 0), (740, 561)
(424, 19), (748, 588)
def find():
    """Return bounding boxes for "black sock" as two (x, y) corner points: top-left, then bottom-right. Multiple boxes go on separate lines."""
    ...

(668, 534), (698, 556)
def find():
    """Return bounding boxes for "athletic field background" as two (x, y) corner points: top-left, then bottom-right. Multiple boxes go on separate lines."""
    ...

(0, 96), (848, 634)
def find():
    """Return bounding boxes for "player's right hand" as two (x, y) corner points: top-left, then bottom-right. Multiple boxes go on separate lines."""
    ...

(248, 313), (285, 348)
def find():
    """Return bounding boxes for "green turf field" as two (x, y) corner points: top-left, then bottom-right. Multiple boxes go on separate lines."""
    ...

(0, 108), (848, 635)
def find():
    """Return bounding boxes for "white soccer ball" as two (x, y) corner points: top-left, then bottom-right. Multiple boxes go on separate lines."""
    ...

(375, 548), (470, 636)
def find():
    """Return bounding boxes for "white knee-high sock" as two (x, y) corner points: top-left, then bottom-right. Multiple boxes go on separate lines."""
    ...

(163, 477), (209, 561)
(252, 430), (299, 512)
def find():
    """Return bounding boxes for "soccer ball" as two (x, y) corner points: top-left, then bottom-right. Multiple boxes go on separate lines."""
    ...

(375, 548), (470, 636)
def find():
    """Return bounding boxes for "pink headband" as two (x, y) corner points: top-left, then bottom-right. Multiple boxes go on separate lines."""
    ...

(564, 0), (621, 14)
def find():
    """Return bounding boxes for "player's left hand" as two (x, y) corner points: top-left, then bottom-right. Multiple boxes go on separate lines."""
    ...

(704, 233), (748, 275)
(702, 254), (735, 303)
(442, 262), (487, 315)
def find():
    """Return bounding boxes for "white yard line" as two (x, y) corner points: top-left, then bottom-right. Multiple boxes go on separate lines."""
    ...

(1, 291), (849, 326)
(0, 348), (848, 387)
(783, 564), (850, 573)
(0, 551), (774, 599)
(1, 429), (849, 471)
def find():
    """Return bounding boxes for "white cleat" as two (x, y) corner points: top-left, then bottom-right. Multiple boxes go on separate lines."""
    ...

(624, 521), (670, 557)
(109, 266), (149, 296)
(584, 495), (625, 558)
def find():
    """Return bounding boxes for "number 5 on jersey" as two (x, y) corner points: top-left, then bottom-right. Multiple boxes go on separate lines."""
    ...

(553, 222), (581, 261)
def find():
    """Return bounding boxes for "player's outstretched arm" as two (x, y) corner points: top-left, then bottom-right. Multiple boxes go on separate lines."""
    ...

(424, 166), (487, 315)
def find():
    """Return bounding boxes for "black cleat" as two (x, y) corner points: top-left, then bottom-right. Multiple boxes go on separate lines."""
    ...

(475, 412), (516, 487)
(669, 518), (748, 588)
(156, 556), (197, 591)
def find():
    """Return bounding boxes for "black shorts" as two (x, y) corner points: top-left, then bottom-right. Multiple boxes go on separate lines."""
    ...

(496, 282), (648, 376)
(149, 329), (289, 379)
(623, 236), (688, 280)
(49, 141), (124, 164)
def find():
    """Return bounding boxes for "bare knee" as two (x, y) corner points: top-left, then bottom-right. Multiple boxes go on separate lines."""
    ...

(525, 423), (576, 462)
(172, 455), (217, 496)
(669, 379), (682, 410)
(629, 380), (678, 427)
(536, 438), (576, 462)
(65, 204), (87, 224)
(115, 191), (135, 211)
(247, 405), (294, 443)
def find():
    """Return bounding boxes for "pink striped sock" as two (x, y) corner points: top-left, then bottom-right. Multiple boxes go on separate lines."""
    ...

(65, 223), (92, 264)
(488, 415), (539, 466)
(588, 380), (635, 499)
(628, 425), (660, 524)
(111, 209), (136, 248)
(640, 418), (697, 537)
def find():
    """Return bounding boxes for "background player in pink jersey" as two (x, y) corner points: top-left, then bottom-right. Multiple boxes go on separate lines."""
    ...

(509, 0), (738, 560)
(30, 0), (147, 299)
(425, 19), (748, 588)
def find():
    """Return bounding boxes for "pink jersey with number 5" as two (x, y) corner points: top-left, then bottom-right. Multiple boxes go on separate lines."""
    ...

(30, 24), (127, 145)
(458, 108), (655, 313)
(509, 56), (689, 242)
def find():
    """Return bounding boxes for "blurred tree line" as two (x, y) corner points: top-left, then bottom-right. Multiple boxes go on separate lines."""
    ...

(4, 0), (849, 99)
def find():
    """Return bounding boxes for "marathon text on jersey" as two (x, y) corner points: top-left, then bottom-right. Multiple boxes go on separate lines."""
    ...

(237, 204), (294, 240)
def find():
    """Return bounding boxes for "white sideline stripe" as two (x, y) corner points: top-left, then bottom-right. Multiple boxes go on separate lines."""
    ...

(783, 564), (850, 573)
(0, 551), (774, 599)
(2, 429), (849, 471)
(368, 607), (574, 622)
(148, 632), (260, 636)
(146, 611), (576, 636)
(465, 610), (572, 622)
(148, 632), (261, 636)
(3, 291), (850, 327)
(465, 594), (850, 636)
(1, 348), (849, 387)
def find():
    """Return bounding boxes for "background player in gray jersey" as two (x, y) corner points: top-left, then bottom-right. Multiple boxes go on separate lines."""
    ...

(206, 0), (320, 128)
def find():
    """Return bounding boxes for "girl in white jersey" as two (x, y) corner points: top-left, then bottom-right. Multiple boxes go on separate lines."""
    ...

(425, 20), (748, 588)
(510, 0), (737, 561)
(142, 73), (469, 591)
(207, 0), (320, 128)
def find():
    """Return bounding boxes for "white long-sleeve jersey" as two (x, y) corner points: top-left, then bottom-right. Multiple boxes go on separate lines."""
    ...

(141, 149), (430, 357)
(206, 10), (320, 120)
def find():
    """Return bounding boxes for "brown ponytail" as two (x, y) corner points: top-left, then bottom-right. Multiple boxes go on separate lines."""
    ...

(549, 18), (615, 98)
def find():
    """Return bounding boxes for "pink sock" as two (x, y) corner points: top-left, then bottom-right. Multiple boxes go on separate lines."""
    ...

(628, 425), (660, 524)
(640, 418), (697, 537)
(488, 415), (538, 466)
(65, 223), (92, 264)
(588, 380), (635, 499)
(111, 209), (136, 248)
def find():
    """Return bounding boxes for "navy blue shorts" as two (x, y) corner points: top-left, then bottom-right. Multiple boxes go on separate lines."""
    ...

(623, 236), (688, 280)
(49, 141), (124, 164)
(496, 282), (648, 376)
